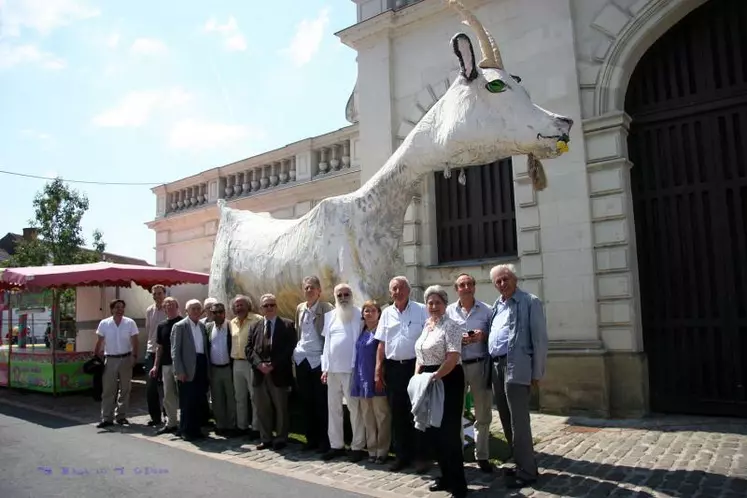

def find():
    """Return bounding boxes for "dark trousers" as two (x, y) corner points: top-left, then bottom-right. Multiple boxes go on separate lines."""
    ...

(385, 358), (422, 462)
(295, 359), (329, 450)
(422, 364), (467, 493)
(92, 371), (103, 401)
(145, 352), (163, 423)
(178, 354), (208, 437)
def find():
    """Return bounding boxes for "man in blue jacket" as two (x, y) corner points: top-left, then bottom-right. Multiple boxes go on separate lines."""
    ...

(488, 264), (548, 489)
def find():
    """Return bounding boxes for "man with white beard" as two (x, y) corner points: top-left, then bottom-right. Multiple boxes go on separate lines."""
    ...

(321, 283), (365, 462)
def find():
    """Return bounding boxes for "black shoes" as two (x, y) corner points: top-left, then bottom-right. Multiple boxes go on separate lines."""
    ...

(96, 421), (114, 429)
(477, 460), (494, 473)
(322, 448), (346, 461)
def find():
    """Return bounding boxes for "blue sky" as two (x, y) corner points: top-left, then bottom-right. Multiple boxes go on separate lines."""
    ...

(0, 0), (358, 264)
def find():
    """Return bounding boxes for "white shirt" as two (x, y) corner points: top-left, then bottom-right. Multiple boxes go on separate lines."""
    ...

(294, 302), (324, 368)
(321, 307), (361, 373)
(210, 322), (230, 366)
(189, 319), (204, 354)
(96, 316), (139, 356)
(374, 301), (427, 361)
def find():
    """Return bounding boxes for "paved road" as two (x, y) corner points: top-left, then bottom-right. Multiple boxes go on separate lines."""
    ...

(0, 403), (363, 498)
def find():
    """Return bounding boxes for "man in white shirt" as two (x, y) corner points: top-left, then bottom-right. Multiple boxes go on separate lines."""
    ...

(171, 299), (209, 441)
(321, 283), (364, 462)
(374, 276), (429, 473)
(206, 302), (236, 436)
(94, 299), (139, 428)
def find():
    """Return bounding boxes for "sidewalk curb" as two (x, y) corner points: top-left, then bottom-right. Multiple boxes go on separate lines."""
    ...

(0, 396), (408, 498)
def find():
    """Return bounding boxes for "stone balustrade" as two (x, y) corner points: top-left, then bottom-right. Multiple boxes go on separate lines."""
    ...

(159, 126), (358, 217)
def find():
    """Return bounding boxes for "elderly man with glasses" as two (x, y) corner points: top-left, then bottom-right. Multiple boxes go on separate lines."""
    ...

(245, 294), (296, 450)
(488, 264), (548, 489)
(320, 283), (365, 462)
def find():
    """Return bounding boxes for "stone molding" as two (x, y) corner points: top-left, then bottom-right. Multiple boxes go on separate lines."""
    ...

(577, 0), (709, 118)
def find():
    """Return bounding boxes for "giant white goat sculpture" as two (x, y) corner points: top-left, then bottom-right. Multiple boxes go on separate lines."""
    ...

(209, 0), (573, 317)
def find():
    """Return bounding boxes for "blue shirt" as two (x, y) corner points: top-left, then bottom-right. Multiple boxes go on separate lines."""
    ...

(350, 329), (385, 398)
(488, 299), (511, 357)
(445, 300), (491, 361)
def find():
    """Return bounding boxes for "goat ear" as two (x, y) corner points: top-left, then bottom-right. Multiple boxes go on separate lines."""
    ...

(451, 33), (478, 82)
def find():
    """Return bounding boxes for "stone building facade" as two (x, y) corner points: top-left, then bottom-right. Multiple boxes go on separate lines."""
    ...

(149, 0), (747, 418)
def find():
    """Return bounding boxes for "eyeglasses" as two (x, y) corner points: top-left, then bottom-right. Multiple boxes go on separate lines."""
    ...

(213, 309), (225, 314)
(261, 303), (277, 309)
(336, 293), (351, 298)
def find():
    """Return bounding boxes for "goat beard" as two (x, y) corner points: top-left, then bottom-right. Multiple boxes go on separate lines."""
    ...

(335, 301), (355, 323)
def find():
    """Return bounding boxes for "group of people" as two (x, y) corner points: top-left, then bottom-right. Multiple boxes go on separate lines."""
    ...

(93, 264), (548, 496)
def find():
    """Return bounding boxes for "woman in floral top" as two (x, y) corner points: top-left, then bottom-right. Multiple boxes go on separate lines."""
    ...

(350, 300), (391, 463)
(414, 285), (467, 498)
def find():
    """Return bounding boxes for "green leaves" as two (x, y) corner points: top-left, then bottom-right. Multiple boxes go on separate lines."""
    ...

(3, 178), (107, 268)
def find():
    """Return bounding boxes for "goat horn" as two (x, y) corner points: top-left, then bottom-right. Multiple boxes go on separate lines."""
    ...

(447, 0), (503, 69)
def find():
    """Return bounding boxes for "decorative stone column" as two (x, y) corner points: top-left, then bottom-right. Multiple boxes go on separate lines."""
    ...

(251, 169), (260, 191)
(279, 159), (289, 183)
(242, 171), (251, 193)
(318, 148), (329, 175)
(189, 186), (197, 206)
(289, 157), (297, 181)
(169, 193), (176, 212)
(403, 196), (423, 301)
(330, 144), (341, 171)
(260, 166), (270, 189)
(225, 176), (234, 198)
(270, 163), (279, 187)
(584, 111), (647, 417)
(342, 140), (351, 168)
(233, 173), (243, 196)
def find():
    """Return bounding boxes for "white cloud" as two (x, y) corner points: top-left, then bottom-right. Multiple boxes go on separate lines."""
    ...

(106, 32), (120, 49)
(1, 0), (99, 37)
(0, 43), (65, 69)
(21, 129), (52, 140)
(203, 16), (247, 52)
(130, 38), (169, 56)
(91, 87), (193, 128)
(168, 119), (264, 150)
(283, 8), (330, 67)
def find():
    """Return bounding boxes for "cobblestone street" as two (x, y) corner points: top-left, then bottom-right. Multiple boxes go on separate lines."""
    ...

(1, 382), (746, 497)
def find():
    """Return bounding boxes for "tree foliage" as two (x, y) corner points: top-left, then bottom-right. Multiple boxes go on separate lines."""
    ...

(3, 178), (107, 268)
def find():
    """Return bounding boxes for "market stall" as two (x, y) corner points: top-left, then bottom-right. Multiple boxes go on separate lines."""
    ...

(0, 262), (209, 394)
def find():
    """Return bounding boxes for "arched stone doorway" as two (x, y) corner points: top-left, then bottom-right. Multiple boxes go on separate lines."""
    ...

(626, 0), (747, 416)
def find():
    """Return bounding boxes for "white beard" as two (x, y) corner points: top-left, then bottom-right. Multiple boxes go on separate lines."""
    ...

(336, 303), (354, 323)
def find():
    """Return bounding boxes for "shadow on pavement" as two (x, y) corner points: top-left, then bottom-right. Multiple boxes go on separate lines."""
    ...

(565, 414), (747, 436)
(533, 452), (747, 497)
(0, 402), (85, 429)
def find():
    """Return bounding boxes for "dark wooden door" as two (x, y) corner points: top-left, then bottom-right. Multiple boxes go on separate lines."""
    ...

(626, 0), (747, 416)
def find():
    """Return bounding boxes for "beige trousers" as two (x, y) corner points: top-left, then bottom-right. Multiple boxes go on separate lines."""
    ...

(161, 364), (179, 428)
(233, 359), (257, 430)
(101, 355), (133, 422)
(463, 360), (494, 460)
(210, 365), (236, 430)
(328, 372), (365, 451)
(357, 395), (391, 458)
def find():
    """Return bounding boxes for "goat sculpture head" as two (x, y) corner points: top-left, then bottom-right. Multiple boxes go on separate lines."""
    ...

(408, 1), (574, 190)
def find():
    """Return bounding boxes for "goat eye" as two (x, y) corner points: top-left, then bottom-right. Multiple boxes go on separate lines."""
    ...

(485, 79), (507, 93)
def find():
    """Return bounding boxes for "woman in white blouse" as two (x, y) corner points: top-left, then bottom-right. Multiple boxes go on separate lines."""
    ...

(415, 285), (467, 498)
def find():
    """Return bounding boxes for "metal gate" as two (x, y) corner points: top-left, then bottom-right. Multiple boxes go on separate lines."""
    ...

(626, 0), (747, 416)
